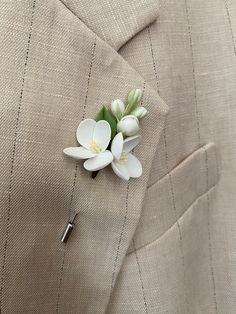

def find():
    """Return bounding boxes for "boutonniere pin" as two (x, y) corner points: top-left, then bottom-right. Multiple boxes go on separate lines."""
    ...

(63, 89), (147, 181)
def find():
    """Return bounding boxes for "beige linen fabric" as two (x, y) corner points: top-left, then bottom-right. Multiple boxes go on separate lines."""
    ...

(0, 0), (235, 313)
(60, 0), (160, 50)
(108, 0), (236, 313)
(0, 0), (167, 312)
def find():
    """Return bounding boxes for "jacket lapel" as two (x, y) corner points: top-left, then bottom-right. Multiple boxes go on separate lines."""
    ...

(58, 6), (168, 310)
(0, 0), (168, 312)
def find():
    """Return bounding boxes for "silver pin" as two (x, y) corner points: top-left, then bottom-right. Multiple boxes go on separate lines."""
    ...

(60, 213), (77, 243)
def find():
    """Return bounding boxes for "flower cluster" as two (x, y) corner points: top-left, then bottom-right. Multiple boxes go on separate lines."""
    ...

(63, 89), (147, 181)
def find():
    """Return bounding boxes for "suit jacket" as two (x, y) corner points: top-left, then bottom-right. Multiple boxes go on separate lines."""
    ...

(0, 0), (235, 313)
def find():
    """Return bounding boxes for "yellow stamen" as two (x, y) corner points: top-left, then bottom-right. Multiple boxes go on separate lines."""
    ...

(118, 153), (129, 165)
(89, 140), (102, 153)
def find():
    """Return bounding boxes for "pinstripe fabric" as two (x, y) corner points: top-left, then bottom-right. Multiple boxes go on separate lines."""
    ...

(108, 0), (236, 313)
(0, 0), (37, 309)
(55, 33), (98, 314)
(0, 0), (235, 313)
(0, 0), (167, 312)
(59, 0), (160, 50)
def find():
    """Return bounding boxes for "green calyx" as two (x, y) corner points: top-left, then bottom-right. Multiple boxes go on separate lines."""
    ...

(95, 106), (117, 139)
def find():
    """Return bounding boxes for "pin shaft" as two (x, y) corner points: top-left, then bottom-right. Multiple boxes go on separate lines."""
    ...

(61, 223), (73, 243)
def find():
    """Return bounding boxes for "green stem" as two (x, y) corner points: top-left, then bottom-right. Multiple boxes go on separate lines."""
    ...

(91, 170), (99, 179)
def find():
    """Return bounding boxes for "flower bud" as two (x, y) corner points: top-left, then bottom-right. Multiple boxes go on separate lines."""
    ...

(117, 115), (139, 137)
(124, 89), (143, 115)
(128, 89), (143, 106)
(111, 99), (125, 120)
(131, 106), (147, 119)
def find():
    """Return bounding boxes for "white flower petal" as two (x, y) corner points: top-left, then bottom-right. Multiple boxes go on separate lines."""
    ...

(126, 154), (142, 178)
(93, 120), (111, 151)
(111, 161), (130, 181)
(63, 147), (97, 159)
(111, 132), (123, 160)
(83, 150), (113, 171)
(76, 119), (96, 149)
(123, 135), (141, 153)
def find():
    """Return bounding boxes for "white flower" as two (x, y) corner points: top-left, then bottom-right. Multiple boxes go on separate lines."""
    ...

(111, 99), (125, 120)
(117, 115), (139, 137)
(111, 132), (142, 181)
(63, 119), (113, 171)
(131, 106), (147, 119)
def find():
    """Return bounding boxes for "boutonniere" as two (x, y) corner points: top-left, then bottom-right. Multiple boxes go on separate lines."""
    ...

(63, 89), (147, 181)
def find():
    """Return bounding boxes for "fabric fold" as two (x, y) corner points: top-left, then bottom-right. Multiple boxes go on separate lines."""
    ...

(60, 0), (160, 50)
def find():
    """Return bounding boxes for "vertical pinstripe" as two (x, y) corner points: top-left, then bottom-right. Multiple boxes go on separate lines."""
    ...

(184, 0), (201, 148)
(110, 181), (130, 290)
(224, 0), (236, 55)
(128, 81), (147, 313)
(203, 147), (218, 313)
(184, 0), (218, 310)
(0, 0), (37, 311)
(55, 35), (97, 314)
(133, 239), (149, 314)
(0, 0), (234, 311)
(109, 79), (145, 294)
(148, 23), (189, 312)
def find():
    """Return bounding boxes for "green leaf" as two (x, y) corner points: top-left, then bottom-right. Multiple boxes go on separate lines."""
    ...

(95, 106), (117, 139)
(95, 106), (105, 122)
(104, 108), (117, 139)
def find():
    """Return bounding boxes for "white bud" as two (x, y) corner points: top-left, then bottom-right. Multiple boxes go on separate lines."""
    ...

(128, 89), (143, 106)
(117, 115), (139, 137)
(131, 106), (147, 119)
(111, 99), (125, 119)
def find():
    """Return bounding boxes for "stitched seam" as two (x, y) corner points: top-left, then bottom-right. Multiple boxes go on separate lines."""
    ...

(110, 181), (130, 290)
(147, 26), (159, 93)
(224, 0), (236, 56)
(68, 163), (79, 222)
(148, 24), (189, 312)
(203, 147), (218, 313)
(127, 182), (219, 255)
(141, 81), (146, 106)
(55, 35), (97, 314)
(0, 1), (37, 310)
(82, 35), (97, 119)
(133, 239), (149, 314)
(185, 0), (201, 147)
(55, 249), (66, 314)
